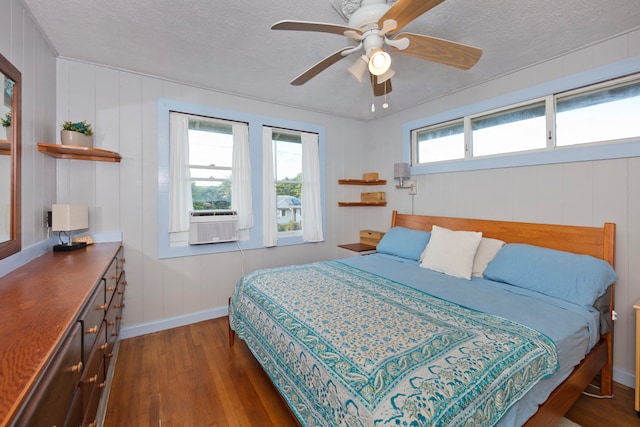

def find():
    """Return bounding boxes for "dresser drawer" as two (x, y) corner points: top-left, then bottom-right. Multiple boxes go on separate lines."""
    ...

(106, 248), (125, 304)
(64, 389), (84, 427)
(11, 323), (82, 427)
(104, 256), (118, 306)
(79, 284), (106, 360)
(81, 343), (106, 426)
(80, 322), (107, 411)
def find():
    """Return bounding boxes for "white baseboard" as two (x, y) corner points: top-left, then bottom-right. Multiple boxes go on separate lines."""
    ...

(120, 305), (228, 339)
(613, 367), (634, 389)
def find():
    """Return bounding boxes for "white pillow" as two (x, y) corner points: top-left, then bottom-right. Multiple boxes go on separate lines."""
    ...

(472, 237), (506, 278)
(420, 225), (482, 280)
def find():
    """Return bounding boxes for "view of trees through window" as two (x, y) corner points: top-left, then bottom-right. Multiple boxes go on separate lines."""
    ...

(188, 120), (234, 211)
(192, 180), (230, 210)
(274, 136), (302, 235)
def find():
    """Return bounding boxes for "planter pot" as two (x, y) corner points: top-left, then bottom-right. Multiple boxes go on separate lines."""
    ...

(61, 130), (93, 147)
(1, 125), (10, 140)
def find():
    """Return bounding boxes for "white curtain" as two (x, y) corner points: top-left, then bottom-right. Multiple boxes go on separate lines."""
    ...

(168, 113), (192, 233)
(301, 132), (324, 242)
(231, 123), (253, 240)
(262, 126), (278, 247)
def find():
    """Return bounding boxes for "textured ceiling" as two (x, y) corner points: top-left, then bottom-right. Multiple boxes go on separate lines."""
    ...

(23, 0), (640, 121)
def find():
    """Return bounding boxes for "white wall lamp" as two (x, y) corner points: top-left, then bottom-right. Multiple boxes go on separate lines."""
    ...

(394, 162), (417, 195)
(52, 204), (89, 251)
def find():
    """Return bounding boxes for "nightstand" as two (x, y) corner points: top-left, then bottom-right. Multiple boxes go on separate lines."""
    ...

(635, 299), (640, 411)
(338, 242), (377, 255)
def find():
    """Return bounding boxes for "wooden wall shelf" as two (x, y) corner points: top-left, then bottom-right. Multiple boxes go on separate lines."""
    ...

(338, 201), (387, 207)
(0, 140), (11, 156)
(338, 179), (387, 185)
(38, 142), (121, 163)
(338, 176), (387, 206)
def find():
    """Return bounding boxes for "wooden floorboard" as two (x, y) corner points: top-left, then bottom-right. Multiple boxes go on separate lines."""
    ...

(104, 317), (639, 427)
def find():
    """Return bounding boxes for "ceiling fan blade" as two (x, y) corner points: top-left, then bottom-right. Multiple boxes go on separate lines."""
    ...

(272, 20), (362, 39)
(370, 73), (392, 97)
(378, 0), (445, 34)
(291, 47), (353, 86)
(390, 33), (482, 70)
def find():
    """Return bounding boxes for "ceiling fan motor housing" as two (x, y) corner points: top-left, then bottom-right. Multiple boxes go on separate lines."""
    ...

(348, 0), (391, 31)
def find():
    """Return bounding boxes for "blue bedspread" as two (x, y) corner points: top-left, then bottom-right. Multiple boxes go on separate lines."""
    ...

(229, 259), (560, 426)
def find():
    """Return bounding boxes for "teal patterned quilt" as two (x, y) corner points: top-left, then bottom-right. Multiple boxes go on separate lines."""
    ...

(229, 261), (558, 426)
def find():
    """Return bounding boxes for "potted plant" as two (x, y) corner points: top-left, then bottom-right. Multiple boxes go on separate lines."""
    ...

(1, 111), (10, 140)
(60, 120), (94, 147)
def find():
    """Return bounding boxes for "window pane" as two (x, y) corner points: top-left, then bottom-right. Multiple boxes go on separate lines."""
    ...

(415, 122), (465, 163)
(274, 140), (302, 181)
(188, 125), (234, 211)
(188, 129), (232, 168)
(472, 103), (546, 156)
(273, 138), (302, 235)
(556, 81), (640, 146)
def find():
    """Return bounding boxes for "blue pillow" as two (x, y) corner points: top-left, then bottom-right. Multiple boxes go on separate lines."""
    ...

(483, 243), (618, 307)
(376, 226), (431, 261)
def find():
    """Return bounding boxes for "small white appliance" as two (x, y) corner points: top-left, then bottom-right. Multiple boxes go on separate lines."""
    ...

(188, 210), (239, 245)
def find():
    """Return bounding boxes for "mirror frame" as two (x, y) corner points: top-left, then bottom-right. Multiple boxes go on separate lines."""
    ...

(0, 52), (21, 260)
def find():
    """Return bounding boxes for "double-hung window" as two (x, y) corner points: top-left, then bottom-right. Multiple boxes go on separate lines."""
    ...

(168, 112), (250, 246)
(159, 99), (325, 258)
(273, 131), (303, 236)
(188, 116), (234, 211)
(263, 126), (323, 246)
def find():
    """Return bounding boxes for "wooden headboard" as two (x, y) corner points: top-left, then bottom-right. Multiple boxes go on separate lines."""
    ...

(391, 211), (616, 267)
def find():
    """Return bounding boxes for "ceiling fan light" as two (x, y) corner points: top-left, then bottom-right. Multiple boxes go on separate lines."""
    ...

(347, 55), (369, 82)
(376, 67), (395, 84)
(368, 49), (391, 76)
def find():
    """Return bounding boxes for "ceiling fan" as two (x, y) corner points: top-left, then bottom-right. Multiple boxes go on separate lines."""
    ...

(272, 0), (482, 100)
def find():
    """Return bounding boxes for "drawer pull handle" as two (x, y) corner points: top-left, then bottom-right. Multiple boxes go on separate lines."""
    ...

(96, 304), (106, 311)
(117, 290), (125, 295)
(115, 303), (125, 309)
(88, 421), (97, 427)
(108, 320), (115, 326)
(106, 352), (114, 358)
(98, 381), (107, 389)
(71, 361), (83, 373)
(120, 258), (126, 263)
(100, 343), (108, 351)
(88, 374), (98, 384)
(112, 331), (119, 337)
(111, 275), (118, 279)
(86, 325), (98, 335)
(122, 280), (128, 285)
(107, 286), (115, 292)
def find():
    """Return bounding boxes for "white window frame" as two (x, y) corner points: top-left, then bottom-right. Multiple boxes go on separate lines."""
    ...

(404, 69), (640, 175)
(157, 99), (326, 259)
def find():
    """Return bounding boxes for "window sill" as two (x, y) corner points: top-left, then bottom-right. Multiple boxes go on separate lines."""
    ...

(411, 139), (640, 175)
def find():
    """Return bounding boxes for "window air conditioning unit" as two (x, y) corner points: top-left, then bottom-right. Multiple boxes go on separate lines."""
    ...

(188, 210), (239, 245)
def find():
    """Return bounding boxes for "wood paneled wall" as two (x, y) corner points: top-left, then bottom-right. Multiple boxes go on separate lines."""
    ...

(0, 0), (57, 276)
(55, 58), (370, 337)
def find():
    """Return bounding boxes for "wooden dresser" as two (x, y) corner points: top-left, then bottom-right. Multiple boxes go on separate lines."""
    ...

(0, 242), (126, 427)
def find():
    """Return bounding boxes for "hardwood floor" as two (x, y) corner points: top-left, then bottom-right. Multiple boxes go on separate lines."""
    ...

(104, 317), (639, 427)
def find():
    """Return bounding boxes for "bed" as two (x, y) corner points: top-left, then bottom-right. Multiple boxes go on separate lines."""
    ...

(229, 211), (616, 426)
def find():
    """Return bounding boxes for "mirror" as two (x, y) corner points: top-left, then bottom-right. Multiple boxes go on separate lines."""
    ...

(0, 52), (21, 260)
